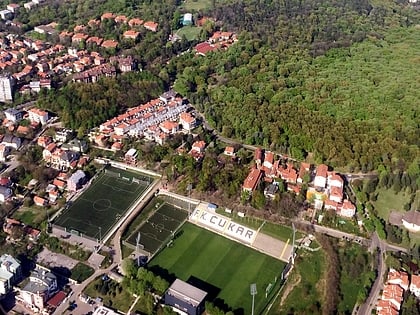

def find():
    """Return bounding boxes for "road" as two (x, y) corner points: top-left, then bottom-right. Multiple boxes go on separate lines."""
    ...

(357, 232), (386, 315)
(52, 178), (161, 315)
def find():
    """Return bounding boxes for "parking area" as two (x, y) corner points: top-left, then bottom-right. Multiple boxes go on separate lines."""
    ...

(36, 248), (78, 270)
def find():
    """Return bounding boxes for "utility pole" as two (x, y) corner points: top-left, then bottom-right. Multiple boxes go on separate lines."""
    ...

(187, 183), (192, 214)
(291, 223), (296, 265)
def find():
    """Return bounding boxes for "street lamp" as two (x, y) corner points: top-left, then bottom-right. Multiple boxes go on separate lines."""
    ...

(250, 283), (257, 315)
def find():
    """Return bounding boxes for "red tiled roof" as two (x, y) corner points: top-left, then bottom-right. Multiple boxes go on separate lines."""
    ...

(316, 164), (328, 178)
(48, 291), (67, 307)
(243, 168), (262, 191)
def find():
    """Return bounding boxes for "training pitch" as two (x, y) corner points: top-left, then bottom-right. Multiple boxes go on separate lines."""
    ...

(54, 166), (152, 239)
(125, 202), (188, 254)
(148, 222), (285, 315)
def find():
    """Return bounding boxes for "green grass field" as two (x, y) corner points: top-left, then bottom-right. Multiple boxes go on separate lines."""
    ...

(373, 188), (411, 220)
(54, 166), (152, 239)
(149, 223), (285, 315)
(176, 26), (202, 41)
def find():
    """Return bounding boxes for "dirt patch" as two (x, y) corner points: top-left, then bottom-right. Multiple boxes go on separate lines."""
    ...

(279, 273), (302, 307)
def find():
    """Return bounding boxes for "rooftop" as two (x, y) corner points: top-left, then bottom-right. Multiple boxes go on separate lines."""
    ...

(167, 279), (207, 307)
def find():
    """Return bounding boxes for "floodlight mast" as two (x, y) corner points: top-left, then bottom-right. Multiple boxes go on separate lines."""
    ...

(136, 232), (141, 266)
(250, 283), (257, 315)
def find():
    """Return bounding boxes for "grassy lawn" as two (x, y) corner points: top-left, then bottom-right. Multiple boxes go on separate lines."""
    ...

(274, 249), (326, 314)
(71, 262), (94, 283)
(180, 0), (214, 11)
(13, 206), (53, 227)
(372, 188), (411, 220)
(176, 26), (202, 41)
(148, 222), (285, 315)
(261, 222), (304, 242)
(84, 276), (135, 312)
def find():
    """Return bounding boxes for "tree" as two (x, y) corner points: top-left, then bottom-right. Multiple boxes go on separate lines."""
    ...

(122, 258), (137, 278)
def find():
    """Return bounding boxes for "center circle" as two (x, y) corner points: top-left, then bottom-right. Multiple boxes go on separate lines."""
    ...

(93, 199), (112, 212)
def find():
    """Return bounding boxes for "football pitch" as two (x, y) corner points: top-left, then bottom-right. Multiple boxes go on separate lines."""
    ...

(53, 166), (152, 239)
(148, 223), (285, 315)
(125, 202), (188, 254)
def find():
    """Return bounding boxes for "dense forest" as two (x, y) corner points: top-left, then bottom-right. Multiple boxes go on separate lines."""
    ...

(172, 0), (420, 172)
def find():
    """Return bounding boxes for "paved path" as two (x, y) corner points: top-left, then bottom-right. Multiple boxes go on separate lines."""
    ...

(356, 233), (386, 315)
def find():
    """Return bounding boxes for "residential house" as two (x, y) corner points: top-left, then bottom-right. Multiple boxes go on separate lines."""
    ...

(0, 10), (13, 20)
(338, 200), (356, 218)
(279, 163), (298, 184)
(409, 274), (420, 297)
(179, 112), (196, 131)
(61, 139), (88, 153)
(54, 129), (73, 143)
(27, 108), (48, 125)
(160, 120), (179, 134)
(0, 254), (21, 295)
(297, 162), (311, 184)
(16, 266), (58, 313)
(67, 170), (86, 192)
(314, 164), (328, 189)
(111, 142), (122, 151)
(143, 21), (158, 32)
(125, 148), (137, 165)
(243, 168), (263, 193)
(381, 284), (404, 311)
(223, 146), (235, 157)
(37, 136), (52, 148)
(376, 299), (399, 315)
(123, 30), (139, 40)
(6, 4), (20, 13)
(194, 42), (217, 56)
(115, 15), (128, 24)
(328, 172), (344, 188)
(329, 186), (343, 203)
(53, 178), (66, 190)
(182, 13), (193, 26)
(42, 142), (57, 161)
(1, 134), (21, 149)
(264, 183), (278, 200)
(387, 268), (409, 291)
(101, 12), (115, 21)
(191, 141), (206, 153)
(128, 18), (144, 27)
(33, 195), (47, 207)
(402, 211), (420, 233)
(4, 108), (23, 123)
(101, 40), (118, 49)
(72, 33), (89, 44)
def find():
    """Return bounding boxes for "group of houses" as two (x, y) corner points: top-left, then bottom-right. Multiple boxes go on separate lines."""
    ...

(3, 217), (40, 242)
(94, 90), (196, 150)
(242, 148), (356, 218)
(376, 268), (420, 315)
(194, 31), (238, 56)
(0, 253), (65, 315)
(0, 107), (50, 161)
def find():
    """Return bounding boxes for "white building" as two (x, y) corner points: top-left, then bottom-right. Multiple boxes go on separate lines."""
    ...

(4, 108), (24, 122)
(67, 170), (86, 192)
(0, 254), (21, 295)
(0, 75), (15, 102)
(17, 266), (57, 313)
(314, 164), (328, 188)
(409, 274), (420, 297)
(27, 108), (48, 125)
